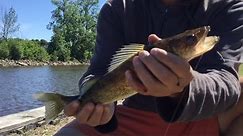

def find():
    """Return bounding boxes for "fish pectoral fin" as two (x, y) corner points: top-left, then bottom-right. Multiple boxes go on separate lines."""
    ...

(108, 44), (145, 72)
(34, 92), (75, 123)
(80, 77), (99, 96)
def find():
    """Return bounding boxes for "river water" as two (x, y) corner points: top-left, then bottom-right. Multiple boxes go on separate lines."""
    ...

(0, 65), (88, 116)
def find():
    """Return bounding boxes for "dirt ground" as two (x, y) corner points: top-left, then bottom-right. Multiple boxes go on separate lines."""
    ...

(7, 116), (74, 136)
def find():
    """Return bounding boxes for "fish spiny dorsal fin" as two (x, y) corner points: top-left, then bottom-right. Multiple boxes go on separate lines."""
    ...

(108, 44), (144, 72)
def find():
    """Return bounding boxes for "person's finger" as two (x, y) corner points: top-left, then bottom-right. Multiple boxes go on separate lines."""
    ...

(133, 56), (162, 95)
(150, 48), (190, 76)
(87, 104), (104, 126)
(148, 34), (162, 44)
(125, 70), (147, 93)
(76, 103), (95, 124)
(64, 100), (80, 116)
(100, 104), (113, 124)
(150, 48), (193, 85)
(138, 51), (178, 89)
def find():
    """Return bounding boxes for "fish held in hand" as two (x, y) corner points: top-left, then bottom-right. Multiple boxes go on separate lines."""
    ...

(34, 26), (219, 122)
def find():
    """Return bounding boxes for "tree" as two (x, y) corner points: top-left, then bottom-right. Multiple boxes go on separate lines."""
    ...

(0, 7), (20, 40)
(39, 39), (49, 48)
(48, 0), (98, 61)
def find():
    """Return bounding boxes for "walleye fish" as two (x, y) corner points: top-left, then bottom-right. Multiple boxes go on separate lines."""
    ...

(35, 26), (219, 122)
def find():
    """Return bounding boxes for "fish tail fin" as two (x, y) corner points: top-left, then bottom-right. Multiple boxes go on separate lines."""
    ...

(34, 92), (78, 123)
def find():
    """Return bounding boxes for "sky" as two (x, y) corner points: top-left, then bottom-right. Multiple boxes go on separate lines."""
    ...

(0, 0), (106, 41)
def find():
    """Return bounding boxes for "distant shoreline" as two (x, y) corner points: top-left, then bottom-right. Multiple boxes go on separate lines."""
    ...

(0, 59), (90, 67)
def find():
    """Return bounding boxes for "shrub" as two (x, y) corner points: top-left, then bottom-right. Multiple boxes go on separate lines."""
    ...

(35, 47), (50, 61)
(56, 47), (71, 61)
(0, 42), (9, 59)
(50, 52), (58, 61)
(9, 44), (23, 60)
(21, 40), (50, 61)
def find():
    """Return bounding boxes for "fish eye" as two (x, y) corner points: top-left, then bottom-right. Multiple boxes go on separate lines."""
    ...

(186, 35), (197, 45)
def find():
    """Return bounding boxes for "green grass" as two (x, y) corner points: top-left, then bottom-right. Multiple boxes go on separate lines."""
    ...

(239, 65), (243, 76)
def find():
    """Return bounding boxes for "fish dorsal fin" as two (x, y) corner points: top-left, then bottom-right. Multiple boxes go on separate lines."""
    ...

(108, 44), (144, 73)
(80, 76), (99, 96)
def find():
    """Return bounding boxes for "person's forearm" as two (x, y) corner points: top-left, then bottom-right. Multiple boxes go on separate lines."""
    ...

(155, 67), (241, 122)
(179, 69), (240, 121)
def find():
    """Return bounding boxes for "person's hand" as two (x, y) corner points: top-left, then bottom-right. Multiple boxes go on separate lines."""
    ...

(64, 101), (115, 127)
(125, 34), (193, 97)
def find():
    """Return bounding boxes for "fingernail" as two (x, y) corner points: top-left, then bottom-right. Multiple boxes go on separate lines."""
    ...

(133, 56), (140, 65)
(151, 48), (167, 56)
(139, 51), (149, 58)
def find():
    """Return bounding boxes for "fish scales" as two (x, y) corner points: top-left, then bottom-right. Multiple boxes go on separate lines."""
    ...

(34, 26), (219, 122)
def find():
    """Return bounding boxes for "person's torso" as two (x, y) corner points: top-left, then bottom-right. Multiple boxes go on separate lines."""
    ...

(108, 0), (231, 112)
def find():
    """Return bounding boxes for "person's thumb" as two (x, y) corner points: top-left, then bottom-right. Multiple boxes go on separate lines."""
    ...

(148, 34), (161, 44)
(64, 100), (80, 116)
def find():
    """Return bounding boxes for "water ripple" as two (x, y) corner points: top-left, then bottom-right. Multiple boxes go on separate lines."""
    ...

(0, 65), (88, 116)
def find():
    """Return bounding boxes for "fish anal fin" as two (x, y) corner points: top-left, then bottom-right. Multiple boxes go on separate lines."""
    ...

(34, 92), (78, 123)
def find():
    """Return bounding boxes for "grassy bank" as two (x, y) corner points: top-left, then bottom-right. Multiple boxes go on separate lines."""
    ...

(239, 65), (243, 76)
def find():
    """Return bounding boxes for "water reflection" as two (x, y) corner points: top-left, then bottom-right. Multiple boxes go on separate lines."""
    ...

(0, 65), (88, 116)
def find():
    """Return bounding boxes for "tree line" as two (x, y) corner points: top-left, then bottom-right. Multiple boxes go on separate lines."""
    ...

(0, 0), (98, 62)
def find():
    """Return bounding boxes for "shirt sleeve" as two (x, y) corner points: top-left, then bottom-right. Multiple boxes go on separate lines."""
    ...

(155, 1), (243, 122)
(78, 1), (125, 133)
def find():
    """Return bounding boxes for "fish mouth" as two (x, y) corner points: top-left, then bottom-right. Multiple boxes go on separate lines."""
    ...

(196, 35), (220, 55)
(194, 26), (211, 44)
(188, 26), (219, 60)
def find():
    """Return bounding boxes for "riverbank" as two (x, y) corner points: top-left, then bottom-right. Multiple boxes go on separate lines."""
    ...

(0, 107), (74, 136)
(7, 116), (74, 136)
(1, 102), (123, 136)
(0, 59), (89, 67)
(14, 117), (74, 136)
